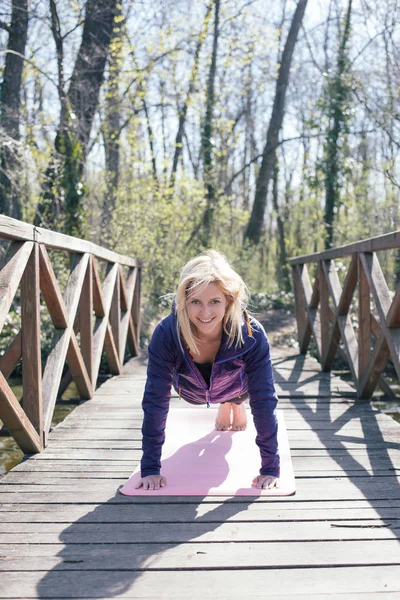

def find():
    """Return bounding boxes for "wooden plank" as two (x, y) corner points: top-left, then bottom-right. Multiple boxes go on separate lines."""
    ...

(0, 215), (141, 267)
(0, 330), (21, 379)
(0, 538), (399, 567)
(0, 567), (399, 599)
(92, 257), (105, 318)
(1, 502), (399, 522)
(323, 255), (358, 380)
(104, 322), (122, 375)
(119, 266), (137, 362)
(0, 240), (33, 333)
(358, 253), (371, 391)
(42, 253), (90, 436)
(79, 255), (93, 386)
(360, 252), (392, 318)
(288, 227), (400, 264)
(0, 371), (42, 453)
(359, 252), (400, 380)
(92, 260), (119, 381)
(65, 335), (92, 399)
(0, 519), (399, 543)
(292, 265), (311, 352)
(388, 281), (400, 328)
(129, 266), (141, 356)
(319, 261), (330, 367)
(21, 242), (43, 438)
(38, 245), (68, 328)
(109, 266), (121, 364)
(0, 216), (35, 242)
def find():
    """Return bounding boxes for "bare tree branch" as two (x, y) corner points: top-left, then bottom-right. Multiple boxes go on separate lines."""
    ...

(0, 20), (12, 33)
(1, 49), (58, 88)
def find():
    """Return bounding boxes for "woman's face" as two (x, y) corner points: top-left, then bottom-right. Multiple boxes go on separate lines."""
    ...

(187, 282), (227, 339)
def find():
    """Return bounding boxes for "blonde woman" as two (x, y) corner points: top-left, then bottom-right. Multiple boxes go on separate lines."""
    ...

(136, 250), (280, 491)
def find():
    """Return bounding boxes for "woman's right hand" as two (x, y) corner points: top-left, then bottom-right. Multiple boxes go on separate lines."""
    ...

(135, 475), (167, 490)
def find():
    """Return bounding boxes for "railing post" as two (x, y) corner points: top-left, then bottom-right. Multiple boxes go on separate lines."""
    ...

(319, 259), (330, 370)
(292, 264), (310, 354)
(358, 252), (371, 396)
(130, 266), (141, 356)
(110, 263), (122, 364)
(21, 242), (43, 445)
(80, 254), (94, 393)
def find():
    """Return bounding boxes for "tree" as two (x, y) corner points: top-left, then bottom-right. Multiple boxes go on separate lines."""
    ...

(323, 0), (353, 249)
(101, 2), (124, 243)
(35, 0), (118, 235)
(0, 0), (29, 219)
(244, 0), (309, 246)
(199, 0), (221, 248)
(169, 0), (213, 191)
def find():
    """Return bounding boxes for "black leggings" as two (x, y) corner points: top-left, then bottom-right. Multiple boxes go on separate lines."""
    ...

(182, 394), (248, 406)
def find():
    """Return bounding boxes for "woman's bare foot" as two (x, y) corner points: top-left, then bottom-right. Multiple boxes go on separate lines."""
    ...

(231, 403), (247, 431)
(215, 402), (232, 431)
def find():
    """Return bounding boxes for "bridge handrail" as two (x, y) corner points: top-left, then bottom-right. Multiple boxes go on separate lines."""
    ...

(0, 215), (140, 267)
(288, 230), (400, 399)
(0, 216), (142, 454)
(289, 230), (400, 264)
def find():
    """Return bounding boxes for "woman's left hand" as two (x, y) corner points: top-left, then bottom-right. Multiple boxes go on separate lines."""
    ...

(252, 475), (280, 489)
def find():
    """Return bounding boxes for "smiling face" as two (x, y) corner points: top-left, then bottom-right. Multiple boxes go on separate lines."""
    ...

(186, 281), (228, 339)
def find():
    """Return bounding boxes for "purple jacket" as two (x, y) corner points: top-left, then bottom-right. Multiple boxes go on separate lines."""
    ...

(140, 308), (280, 478)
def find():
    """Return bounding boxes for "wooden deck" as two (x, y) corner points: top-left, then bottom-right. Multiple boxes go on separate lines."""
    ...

(0, 347), (400, 599)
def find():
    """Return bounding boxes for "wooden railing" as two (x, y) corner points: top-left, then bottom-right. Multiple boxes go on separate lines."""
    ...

(0, 216), (141, 452)
(289, 231), (400, 399)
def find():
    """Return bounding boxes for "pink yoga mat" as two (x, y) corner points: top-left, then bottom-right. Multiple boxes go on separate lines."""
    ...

(119, 408), (295, 496)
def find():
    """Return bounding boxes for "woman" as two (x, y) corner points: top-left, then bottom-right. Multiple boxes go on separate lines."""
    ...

(135, 250), (280, 491)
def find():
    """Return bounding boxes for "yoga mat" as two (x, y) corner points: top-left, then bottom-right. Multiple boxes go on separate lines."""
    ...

(119, 408), (295, 496)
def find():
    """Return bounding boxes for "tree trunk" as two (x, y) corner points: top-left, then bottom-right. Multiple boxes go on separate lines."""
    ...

(200, 0), (221, 248)
(169, 1), (213, 190)
(244, 0), (308, 246)
(35, 0), (117, 234)
(68, 0), (118, 156)
(323, 0), (352, 249)
(272, 155), (290, 292)
(101, 2), (123, 245)
(0, 0), (29, 219)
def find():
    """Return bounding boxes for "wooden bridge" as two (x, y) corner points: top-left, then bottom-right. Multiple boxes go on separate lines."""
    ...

(0, 216), (399, 599)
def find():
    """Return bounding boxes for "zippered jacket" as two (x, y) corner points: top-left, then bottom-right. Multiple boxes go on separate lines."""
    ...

(140, 307), (280, 478)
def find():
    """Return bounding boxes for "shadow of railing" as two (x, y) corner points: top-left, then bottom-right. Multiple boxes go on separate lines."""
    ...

(274, 353), (400, 540)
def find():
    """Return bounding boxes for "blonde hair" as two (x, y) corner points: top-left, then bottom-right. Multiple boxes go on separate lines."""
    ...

(175, 250), (249, 354)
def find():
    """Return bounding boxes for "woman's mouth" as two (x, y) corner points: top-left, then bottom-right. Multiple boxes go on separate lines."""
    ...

(198, 317), (214, 323)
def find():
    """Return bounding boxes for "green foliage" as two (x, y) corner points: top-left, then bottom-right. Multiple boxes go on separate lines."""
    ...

(59, 131), (87, 238)
(249, 290), (294, 312)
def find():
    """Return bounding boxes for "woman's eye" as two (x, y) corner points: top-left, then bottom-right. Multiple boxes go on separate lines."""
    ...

(191, 300), (200, 304)
(211, 299), (221, 304)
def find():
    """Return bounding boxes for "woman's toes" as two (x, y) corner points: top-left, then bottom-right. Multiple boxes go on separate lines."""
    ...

(231, 404), (247, 431)
(215, 403), (232, 431)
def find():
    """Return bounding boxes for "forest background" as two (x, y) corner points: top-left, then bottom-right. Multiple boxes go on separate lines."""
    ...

(1, 0), (400, 337)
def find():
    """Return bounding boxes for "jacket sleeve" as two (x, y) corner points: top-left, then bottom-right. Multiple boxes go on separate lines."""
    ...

(140, 320), (175, 477)
(244, 322), (280, 477)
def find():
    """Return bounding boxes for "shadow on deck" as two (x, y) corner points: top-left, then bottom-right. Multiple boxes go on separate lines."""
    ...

(0, 347), (399, 599)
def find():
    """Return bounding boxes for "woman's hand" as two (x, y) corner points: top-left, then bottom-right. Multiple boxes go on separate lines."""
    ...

(252, 475), (279, 490)
(135, 475), (167, 491)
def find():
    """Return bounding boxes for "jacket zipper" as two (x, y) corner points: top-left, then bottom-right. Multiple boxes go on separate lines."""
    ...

(181, 337), (256, 407)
